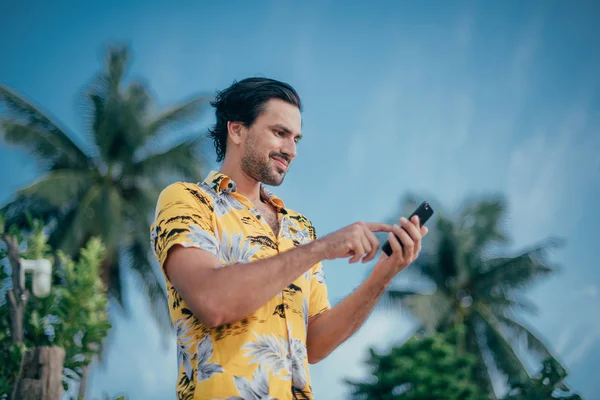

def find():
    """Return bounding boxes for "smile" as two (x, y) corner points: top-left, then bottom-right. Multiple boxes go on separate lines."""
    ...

(272, 157), (288, 169)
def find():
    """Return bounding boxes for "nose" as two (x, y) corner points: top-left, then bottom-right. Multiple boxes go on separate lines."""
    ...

(281, 138), (297, 161)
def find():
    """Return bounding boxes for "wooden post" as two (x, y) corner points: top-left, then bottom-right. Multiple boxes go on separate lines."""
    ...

(11, 346), (65, 400)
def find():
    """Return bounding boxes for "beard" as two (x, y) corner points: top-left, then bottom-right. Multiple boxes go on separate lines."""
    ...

(241, 144), (289, 187)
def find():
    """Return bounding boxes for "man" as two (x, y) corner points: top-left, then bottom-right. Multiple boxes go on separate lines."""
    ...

(150, 77), (428, 400)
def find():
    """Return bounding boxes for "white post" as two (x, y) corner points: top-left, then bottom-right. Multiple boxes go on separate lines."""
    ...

(20, 259), (52, 298)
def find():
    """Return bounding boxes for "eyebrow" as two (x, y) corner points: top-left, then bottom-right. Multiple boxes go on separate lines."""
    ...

(271, 124), (302, 140)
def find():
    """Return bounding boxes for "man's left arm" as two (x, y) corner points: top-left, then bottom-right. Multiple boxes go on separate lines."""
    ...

(306, 267), (391, 364)
(306, 216), (428, 364)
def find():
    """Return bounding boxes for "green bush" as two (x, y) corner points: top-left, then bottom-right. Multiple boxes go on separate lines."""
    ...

(0, 217), (111, 398)
(346, 326), (490, 400)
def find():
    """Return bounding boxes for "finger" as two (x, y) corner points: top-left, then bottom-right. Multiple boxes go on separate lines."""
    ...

(414, 232), (422, 256)
(411, 215), (421, 228)
(348, 240), (366, 264)
(401, 217), (422, 242)
(421, 226), (429, 236)
(387, 231), (404, 262)
(364, 222), (394, 233)
(402, 217), (422, 258)
(360, 234), (372, 263)
(361, 226), (380, 263)
(392, 224), (414, 260)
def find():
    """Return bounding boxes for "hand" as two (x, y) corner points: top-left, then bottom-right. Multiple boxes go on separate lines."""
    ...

(373, 215), (429, 280)
(317, 222), (393, 264)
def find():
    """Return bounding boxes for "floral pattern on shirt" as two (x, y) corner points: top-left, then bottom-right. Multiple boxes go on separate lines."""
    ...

(151, 171), (330, 400)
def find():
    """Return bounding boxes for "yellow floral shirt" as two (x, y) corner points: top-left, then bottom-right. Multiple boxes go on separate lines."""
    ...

(150, 171), (330, 400)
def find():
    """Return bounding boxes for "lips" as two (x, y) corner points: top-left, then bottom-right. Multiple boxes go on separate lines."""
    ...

(272, 156), (288, 169)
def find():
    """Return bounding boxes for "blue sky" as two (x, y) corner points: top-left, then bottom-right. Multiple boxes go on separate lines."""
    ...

(1, 0), (599, 398)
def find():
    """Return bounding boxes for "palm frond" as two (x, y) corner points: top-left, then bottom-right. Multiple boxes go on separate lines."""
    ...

(487, 295), (539, 316)
(468, 324), (497, 398)
(17, 169), (97, 208)
(133, 138), (205, 182)
(475, 307), (529, 385)
(459, 195), (509, 251)
(0, 85), (90, 169)
(497, 315), (554, 361)
(403, 290), (452, 332)
(146, 95), (213, 140)
(0, 120), (90, 170)
(405, 254), (456, 299)
(1, 194), (61, 229)
(125, 82), (151, 116)
(118, 186), (171, 334)
(55, 184), (103, 255)
(475, 238), (562, 292)
(104, 45), (129, 94)
(128, 237), (172, 336)
(94, 97), (145, 165)
(434, 219), (463, 287)
(81, 46), (147, 164)
(77, 71), (109, 157)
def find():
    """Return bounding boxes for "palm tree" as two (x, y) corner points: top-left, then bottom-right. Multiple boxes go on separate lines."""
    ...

(0, 45), (212, 333)
(379, 194), (562, 398)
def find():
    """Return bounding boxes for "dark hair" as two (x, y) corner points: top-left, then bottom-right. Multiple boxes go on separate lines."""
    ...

(207, 77), (303, 162)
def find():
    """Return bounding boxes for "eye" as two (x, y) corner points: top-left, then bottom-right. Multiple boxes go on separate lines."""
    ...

(277, 131), (285, 137)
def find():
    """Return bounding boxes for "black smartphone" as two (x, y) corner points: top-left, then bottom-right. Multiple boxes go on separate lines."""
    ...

(381, 201), (434, 256)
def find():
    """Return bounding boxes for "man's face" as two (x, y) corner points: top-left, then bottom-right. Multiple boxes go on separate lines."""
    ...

(240, 98), (302, 186)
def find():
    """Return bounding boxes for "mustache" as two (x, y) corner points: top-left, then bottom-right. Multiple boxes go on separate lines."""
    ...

(270, 153), (290, 164)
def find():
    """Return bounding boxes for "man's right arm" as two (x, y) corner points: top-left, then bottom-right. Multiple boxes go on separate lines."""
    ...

(165, 241), (327, 328)
(153, 182), (391, 328)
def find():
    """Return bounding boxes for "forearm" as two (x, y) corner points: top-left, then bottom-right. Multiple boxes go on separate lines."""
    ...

(306, 268), (392, 363)
(196, 240), (326, 327)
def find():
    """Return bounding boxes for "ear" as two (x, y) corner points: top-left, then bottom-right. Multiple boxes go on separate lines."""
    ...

(227, 121), (246, 145)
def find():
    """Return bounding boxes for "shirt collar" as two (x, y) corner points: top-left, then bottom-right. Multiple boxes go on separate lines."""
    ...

(202, 170), (286, 210)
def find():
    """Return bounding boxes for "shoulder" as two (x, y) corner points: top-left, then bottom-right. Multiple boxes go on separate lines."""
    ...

(153, 182), (217, 223)
(158, 182), (215, 207)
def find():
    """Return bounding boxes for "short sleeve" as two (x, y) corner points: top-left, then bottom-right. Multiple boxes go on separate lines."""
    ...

(309, 262), (331, 319)
(150, 182), (218, 268)
(306, 220), (331, 318)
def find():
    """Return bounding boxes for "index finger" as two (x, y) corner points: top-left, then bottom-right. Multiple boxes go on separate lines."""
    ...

(364, 222), (394, 232)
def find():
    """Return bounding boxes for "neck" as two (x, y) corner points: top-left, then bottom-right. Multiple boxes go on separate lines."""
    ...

(219, 156), (263, 204)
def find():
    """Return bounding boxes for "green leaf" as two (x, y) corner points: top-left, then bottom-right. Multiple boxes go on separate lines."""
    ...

(133, 138), (205, 182)
(498, 316), (553, 361)
(146, 94), (213, 139)
(476, 238), (562, 292)
(0, 85), (90, 169)
(475, 307), (529, 385)
(55, 183), (102, 255)
(17, 169), (97, 208)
